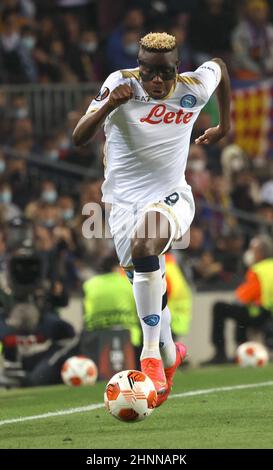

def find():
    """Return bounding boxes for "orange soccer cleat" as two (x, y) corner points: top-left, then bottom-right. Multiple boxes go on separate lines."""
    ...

(156, 342), (187, 407)
(140, 357), (167, 396)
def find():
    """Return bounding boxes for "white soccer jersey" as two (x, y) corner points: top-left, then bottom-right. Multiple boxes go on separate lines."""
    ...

(86, 61), (221, 209)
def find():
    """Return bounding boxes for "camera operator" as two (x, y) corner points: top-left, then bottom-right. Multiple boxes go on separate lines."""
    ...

(0, 244), (79, 388)
(7, 217), (70, 312)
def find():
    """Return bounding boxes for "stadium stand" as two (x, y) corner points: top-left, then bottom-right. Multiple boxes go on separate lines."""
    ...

(0, 0), (273, 383)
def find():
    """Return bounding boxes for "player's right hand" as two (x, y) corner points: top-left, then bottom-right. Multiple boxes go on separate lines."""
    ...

(108, 84), (133, 109)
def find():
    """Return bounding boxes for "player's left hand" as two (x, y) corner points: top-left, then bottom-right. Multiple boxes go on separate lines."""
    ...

(195, 125), (227, 145)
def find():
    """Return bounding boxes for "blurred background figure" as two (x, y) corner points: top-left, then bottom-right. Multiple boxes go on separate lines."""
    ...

(0, 10), (37, 84)
(81, 249), (140, 377)
(0, 241), (79, 388)
(165, 253), (192, 343)
(106, 28), (142, 73)
(203, 235), (273, 364)
(232, 0), (273, 80)
(0, 180), (21, 222)
(106, 7), (144, 73)
(189, 0), (235, 67)
(75, 30), (103, 81)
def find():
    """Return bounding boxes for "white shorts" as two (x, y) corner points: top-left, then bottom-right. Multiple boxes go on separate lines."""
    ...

(108, 186), (195, 270)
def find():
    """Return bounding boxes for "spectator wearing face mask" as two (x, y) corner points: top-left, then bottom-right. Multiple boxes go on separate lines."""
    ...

(20, 24), (37, 54)
(57, 195), (76, 224)
(73, 30), (103, 81)
(106, 28), (141, 73)
(42, 136), (60, 162)
(220, 144), (248, 188)
(0, 11), (38, 83)
(186, 144), (211, 198)
(38, 202), (61, 230)
(106, 8), (144, 73)
(40, 181), (58, 205)
(25, 180), (58, 220)
(10, 94), (29, 121)
(0, 180), (21, 223)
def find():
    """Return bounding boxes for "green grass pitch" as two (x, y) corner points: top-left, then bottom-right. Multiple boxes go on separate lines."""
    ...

(0, 365), (273, 449)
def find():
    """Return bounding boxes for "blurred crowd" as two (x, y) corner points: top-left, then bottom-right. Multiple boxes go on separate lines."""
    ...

(1, 0), (273, 83)
(0, 175), (112, 293)
(0, 0), (272, 294)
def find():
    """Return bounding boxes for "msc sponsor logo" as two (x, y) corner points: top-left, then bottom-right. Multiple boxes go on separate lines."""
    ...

(180, 94), (197, 108)
(143, 314), (160, 326)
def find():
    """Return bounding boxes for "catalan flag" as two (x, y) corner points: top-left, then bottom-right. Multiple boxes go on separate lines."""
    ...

(231, 80), (273, 159)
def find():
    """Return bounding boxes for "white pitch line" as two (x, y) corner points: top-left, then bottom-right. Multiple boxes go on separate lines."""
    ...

(169, 380), (273, 399)
(0, 380), (273, 427)
(0, 403), (104, 427)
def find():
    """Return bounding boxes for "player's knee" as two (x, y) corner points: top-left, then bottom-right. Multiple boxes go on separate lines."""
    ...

(131, 237), (156, 259)
(132, 254), (160, 273)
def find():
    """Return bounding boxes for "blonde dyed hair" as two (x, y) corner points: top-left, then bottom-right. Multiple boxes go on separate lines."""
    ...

(140, 32), (176, 52)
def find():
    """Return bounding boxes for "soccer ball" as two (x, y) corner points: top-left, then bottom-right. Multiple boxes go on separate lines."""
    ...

(104, 370), (157, 422)
(61, 355), (98, 386)
(235, 341), (269, 367)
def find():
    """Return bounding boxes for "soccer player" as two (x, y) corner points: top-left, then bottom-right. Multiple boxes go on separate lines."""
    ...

(73, 32), (231, 406)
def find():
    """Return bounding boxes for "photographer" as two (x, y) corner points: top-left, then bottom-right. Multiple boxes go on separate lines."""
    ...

(0, 245), (79, 387)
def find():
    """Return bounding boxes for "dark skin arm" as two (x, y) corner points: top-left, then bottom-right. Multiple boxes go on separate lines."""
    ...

(195, 57), (231, 145)
(72, 84), (133, 146)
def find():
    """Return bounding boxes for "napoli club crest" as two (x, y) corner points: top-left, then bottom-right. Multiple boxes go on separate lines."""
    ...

(180, 94), (197, 108)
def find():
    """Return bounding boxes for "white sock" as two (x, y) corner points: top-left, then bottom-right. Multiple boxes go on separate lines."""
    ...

(133, 269), (162, 360)
(160, 305), (176, 368)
